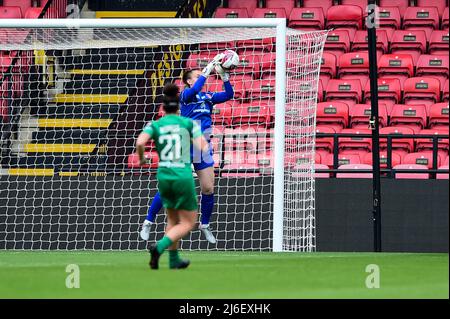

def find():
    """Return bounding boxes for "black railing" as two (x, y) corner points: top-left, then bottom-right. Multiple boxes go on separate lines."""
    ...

(315, 132), (450, 179)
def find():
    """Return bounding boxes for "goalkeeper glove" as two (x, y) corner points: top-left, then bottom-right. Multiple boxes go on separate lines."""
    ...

(215, 64), (230, 82)
(202, 53), (224, 77)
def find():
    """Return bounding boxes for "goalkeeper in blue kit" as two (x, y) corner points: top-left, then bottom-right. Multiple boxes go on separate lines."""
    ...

(140, 53), (234, 244)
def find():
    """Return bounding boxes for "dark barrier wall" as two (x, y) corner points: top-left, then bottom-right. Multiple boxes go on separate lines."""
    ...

(316, 179), (449, 253)
(0, 176), (448, 252)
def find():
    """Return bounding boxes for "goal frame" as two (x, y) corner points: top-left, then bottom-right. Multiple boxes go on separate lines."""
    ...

(0, 18), (288, 252)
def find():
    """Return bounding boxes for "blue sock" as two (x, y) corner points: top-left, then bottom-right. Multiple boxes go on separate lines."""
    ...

(200, 193), (214, 225)
(146, 192), (163, 222)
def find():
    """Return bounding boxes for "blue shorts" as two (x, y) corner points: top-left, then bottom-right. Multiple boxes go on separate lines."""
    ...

(191, 141), (214, 171)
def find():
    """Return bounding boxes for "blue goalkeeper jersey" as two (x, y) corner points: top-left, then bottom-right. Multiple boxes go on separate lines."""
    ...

(180, 75), (234, 137)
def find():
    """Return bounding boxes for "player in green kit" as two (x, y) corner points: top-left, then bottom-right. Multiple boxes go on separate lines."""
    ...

(136, 83), (209, 270)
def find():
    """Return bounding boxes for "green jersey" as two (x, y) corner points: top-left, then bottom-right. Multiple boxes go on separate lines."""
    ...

(143, 114), (202, 180)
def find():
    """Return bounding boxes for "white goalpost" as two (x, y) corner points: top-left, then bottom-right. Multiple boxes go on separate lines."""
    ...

(0, 18), (327, 252)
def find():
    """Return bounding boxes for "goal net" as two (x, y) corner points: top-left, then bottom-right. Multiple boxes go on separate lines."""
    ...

(0, 19), (327, 251)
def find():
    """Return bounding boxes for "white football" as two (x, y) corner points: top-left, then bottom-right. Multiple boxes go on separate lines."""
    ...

(220, 49), (240, 70)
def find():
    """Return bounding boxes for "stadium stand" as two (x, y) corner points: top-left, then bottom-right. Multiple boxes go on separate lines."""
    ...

(2, 0), (448, 180)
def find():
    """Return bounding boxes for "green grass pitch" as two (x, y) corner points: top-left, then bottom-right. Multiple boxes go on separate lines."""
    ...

(0, 251), (447, 298)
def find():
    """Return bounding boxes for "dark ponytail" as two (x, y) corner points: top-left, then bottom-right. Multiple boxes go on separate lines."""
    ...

(162, 83), (180, 114)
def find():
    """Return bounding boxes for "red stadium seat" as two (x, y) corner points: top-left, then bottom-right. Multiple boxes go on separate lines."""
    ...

(351, 30), (389, 58)
(378, 54), (414, 84)
(416, 55), (449, 88)
(393, 164), (429, 179)
(364, 78), (402, 113)
(376, 7), (401, 31)
(338, 52), (370, 88)
(256, 127), (273, 154)
(255, 152), (273, 174)
(291, 163), (331, 179)
(338, 128), (372, 157)
(416, 129), (449, 153)
(247, 78), (275, 100)
(437, 165), (449, 179)
(3, 0), (31, 17)
(350, 103), (388, 129)
(127, 151), (158, 170)
(285, 152), (319, 167)
(211, 102), (233, 126)
(186, 51), (220, 70)
(444, 79), (449, 101)
(0, 6), (22, 18)
(429, 30), (449, 56)
(315, 126), (335, 157)
(390, 30), (427, 64)
(403, 77), (441, 110)
(443, 7), (449, 29)
(266, 0), (295, 16)
(325, 153), (361, 168)
(404, 152), (440, 169)
(215, 8), (249, 18)
(231, 101), (272, 127)
(224, 150), (247, 165)
(285, 78), (320, 102)
(318, 80), (324, 102)
(207, 75), (246, 100)
(288, 7), (324, 30)
(324, 30), (352, 59)
(224, 126), (258, 154)
(252, 8), (287, 19)
(336, 164), (373, 179)
(429, 102), (449, 129)
(325, 79), (362, 106)
(260, 52), (276, 78)
(445, 155), (450, 165)
(24, 7), (43, 19)
(363, 151), (402, 169)
(380, 126), (415, 154)
(379, 0), (409, 17)
(340, 0), (368, 11)
(221, 163), (260, 177)
(230, 53), (262, 79)
(403, 7), (440, 40)
(316, 101), (349, 133)
(0, 54), (12, 71)
(416, 0), (448, 17)
(319, 52), (337, 87)
(303, 0), (333, 15)
(389, 104), (428, 133)
(227, 0), (257, 13)
(326, 5), (363, 34)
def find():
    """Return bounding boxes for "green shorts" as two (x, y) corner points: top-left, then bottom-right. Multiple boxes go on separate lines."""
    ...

(157, 176), (198, 211)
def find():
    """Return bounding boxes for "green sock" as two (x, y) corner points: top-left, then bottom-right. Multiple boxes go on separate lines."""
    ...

(169, 250), (182, 268)
(156, 236), (173, 254)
